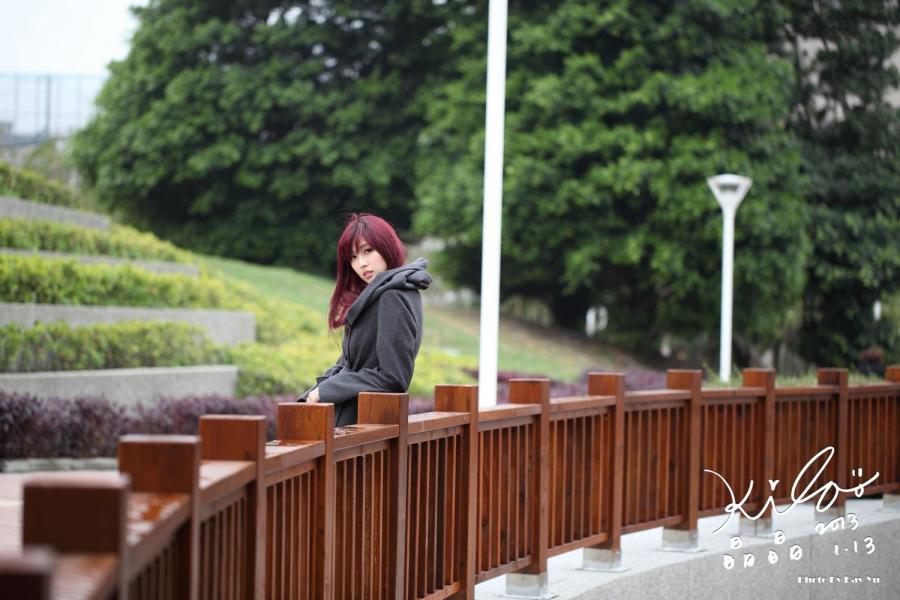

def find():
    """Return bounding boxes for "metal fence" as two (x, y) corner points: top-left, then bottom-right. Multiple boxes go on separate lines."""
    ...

(0, 73), (105, 147)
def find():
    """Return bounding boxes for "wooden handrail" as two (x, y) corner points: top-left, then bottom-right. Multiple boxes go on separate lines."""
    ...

(2, 366), (898, 599)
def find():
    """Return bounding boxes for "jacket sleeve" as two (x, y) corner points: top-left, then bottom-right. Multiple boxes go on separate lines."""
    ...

(297, 353), (346, 401)
(315, 290), (418, 404)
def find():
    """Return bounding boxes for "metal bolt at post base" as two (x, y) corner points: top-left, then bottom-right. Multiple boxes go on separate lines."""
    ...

(739, 515), (775, 538)
(882, 493), (900, 512)
(659, 527), (705, 553)
(582, 547), (630, 572)
(707, 174), (752, 382)
(815, 504), (846, 522)
(504, 572), (557, 599)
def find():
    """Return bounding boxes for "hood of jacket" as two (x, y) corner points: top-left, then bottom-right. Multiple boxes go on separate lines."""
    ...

(345, 257), (432, 327)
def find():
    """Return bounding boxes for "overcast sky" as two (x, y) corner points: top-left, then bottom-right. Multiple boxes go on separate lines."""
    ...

(0, 0), (147, 76)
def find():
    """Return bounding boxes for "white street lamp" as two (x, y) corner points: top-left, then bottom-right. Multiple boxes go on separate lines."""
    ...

(707, 174), (752, 382)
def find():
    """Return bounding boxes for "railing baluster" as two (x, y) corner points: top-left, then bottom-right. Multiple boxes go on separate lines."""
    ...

(276, 402), (335, 600)
(583, 372), (626, 571)
(505, 378), (550, 596)
(660, 370), (702, 552)
(199, 415), (266, 599)
(358, 392), (408, 600)
(119, 434), (201, 598)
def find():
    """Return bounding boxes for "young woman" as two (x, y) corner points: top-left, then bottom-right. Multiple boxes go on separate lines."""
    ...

(298, 213), (431, 426)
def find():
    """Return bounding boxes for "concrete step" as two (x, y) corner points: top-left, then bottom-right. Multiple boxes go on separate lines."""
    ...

(0, 248), (199, 276)
(0, 365), (239, 405)
(0, 302), (255, 346)
(0, 195), (110, 230)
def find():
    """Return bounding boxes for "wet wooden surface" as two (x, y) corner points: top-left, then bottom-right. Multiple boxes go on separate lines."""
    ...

(0, 472), (122, 553)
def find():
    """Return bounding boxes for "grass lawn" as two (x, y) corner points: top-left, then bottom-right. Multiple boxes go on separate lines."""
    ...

(703, 371), (886, 388)
(198, 254), (642, 382)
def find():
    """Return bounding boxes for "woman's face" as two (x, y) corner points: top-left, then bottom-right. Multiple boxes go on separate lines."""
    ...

(350, 237), (388, 284)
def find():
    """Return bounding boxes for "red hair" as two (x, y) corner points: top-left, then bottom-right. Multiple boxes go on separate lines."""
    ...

(327, 213), (406, 329)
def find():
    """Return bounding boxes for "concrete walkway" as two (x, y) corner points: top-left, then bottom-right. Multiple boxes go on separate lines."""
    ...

(475, 498), (899, 600)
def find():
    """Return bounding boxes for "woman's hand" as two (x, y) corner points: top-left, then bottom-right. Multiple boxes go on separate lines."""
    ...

(307, 388), (321, 403)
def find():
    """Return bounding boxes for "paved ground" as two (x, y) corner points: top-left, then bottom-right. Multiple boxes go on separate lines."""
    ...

(475, 497), (900, 600)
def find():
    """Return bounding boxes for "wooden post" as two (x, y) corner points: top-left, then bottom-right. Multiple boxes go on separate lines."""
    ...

(118, 435), (201, 599)
(507, 379), (550, 593)
(742, 368), (776, 536)
(277, 402), (335, 600)
(0, 548), (54, 600)
(887, 366), (899, 383)
(22, 474), (129, 597)
(662, 370), (703, 551)
(199, 415), (267, 600)
(434, 384), (479, 599)
(358, 392), (409, 600)
(583, 372), (627, 570)
(886, 367), (900, 501)
(818, 368), (849, 516)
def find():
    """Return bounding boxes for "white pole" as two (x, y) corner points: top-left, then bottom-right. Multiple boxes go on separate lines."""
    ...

(707, 174), (752, 383)
(719, 206), (736, 383)
(478, 0), (509, 407)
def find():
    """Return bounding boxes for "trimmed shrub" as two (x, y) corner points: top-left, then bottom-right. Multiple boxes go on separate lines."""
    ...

(409, 347), (476, 396)
(218, 278), (320, 344)
(0, 321), (227, 372)
(0, 393), (131, 458)
(0, 255), (320, 345)
(230, 340), (476, 398)
(133, 395), (282, 441)
(230, 339), (339, 397)
(0, 393), (286, 459)
(0, 218), (194, 263)
(0, 160), (81, 207)
(0, 254), (230, 307)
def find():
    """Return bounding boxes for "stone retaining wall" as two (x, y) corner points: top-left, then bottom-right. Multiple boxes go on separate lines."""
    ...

(0, 302), (255, 346)
(0, 365), (239, 405)
(0, 195), (110, 229)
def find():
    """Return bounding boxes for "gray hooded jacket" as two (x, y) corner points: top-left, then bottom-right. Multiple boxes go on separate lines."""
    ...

(299, 258), (431, 426)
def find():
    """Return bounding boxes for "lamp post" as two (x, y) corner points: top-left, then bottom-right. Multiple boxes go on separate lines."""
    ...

(707, 174), (752, 382)
(478, 0), (508, 407)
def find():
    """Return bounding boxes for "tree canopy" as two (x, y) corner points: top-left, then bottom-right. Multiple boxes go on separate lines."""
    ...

(415, 0), (809, 356)
(73, 0), (455, 271)
(72, 0), (899, 369)
(785, 0), (900, 366)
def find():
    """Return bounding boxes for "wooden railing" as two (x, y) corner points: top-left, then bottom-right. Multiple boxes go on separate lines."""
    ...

(1, 366), (898, 599)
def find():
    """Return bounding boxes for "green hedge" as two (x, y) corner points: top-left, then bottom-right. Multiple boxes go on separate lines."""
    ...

(230, 340), (476, 398)
(0, 255), (230, 308)
(408, 347), (477, 395)
(0, 219), (193, 263)
(0, 319), (473, 398)
(0, 321), (227, 372)
(0, 253), (321, 345)
(230, 339), (337, 397)
(0, 161), (80, 207)
(0, 254), (468, 398)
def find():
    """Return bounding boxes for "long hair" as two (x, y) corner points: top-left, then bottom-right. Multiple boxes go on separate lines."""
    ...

(327, 213), (406, 329)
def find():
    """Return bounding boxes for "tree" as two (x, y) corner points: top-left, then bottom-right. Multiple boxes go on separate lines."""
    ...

(72, 0), (454, 272)
(785, 1), (900, 367)
(415, 0), (809, 358)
